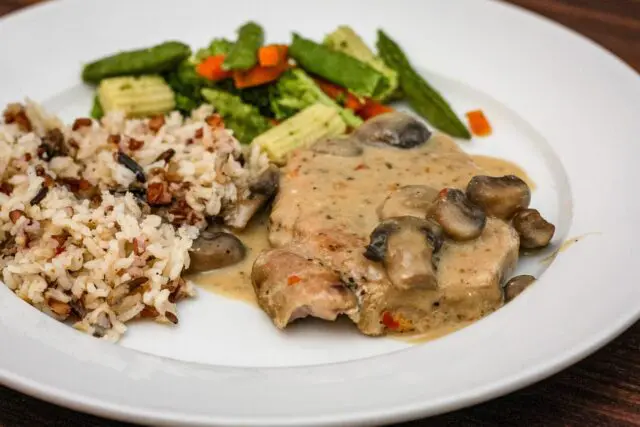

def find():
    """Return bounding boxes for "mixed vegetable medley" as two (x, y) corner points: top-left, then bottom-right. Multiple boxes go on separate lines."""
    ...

(82, 24), (486, 162)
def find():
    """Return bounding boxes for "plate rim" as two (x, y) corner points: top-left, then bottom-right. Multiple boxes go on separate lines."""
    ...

(1, 0), (639, 425)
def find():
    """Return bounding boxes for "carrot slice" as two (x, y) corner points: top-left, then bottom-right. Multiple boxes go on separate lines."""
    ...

(314, 79), (344, 100)
(358, 99), (394, 120)
(466, 109), (492, 137)
(233, 62), (289, 89)
(344, 93), (365, 111)
(314, 78), (365, 111)
(258, 45), (289, 67)
(196, 55), (232, 81)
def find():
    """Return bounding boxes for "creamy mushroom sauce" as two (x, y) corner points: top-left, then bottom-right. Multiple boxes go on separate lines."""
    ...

(187, 213), (269, 306)
(472, 155), (535, 191)
(190, 135), (534, 327)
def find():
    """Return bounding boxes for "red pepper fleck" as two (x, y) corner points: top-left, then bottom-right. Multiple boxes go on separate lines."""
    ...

(354, 164), (368, 171)
(381, 311), (400, 330)
(24, 153), (32, 161)
(438, 188), (449, 198)
(287, 275), (302, 286)
(194, 127), (204, 139)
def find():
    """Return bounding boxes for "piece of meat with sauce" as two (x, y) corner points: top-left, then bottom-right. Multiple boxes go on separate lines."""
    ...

(252, 249), (357, 328)
(254, 112), (521, 335)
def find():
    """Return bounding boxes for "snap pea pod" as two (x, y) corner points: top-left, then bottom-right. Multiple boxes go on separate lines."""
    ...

(377, 30), (471, 139)
(222, 22), (264, 71)
(289, 34), (384, 98)
(82, 41), (191, 84)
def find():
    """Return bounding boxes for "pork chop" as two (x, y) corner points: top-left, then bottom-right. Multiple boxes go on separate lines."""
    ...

(254, 113), (520, 335)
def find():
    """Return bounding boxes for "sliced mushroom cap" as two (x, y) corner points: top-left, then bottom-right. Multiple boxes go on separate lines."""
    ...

(504, 274), (536, 302)
(248, 164), (280, 197)
(377, 185), (439, 220)
(188, 230), (246, 272)
(224, 165), (280, 229)
(364, 216), (443, 291)
(432, 188), (486, 241)
(353, 112), (431, 149)
(512, 208), (555, 249)
(311, 136), (363, 157)
(466, 175), (531, 219)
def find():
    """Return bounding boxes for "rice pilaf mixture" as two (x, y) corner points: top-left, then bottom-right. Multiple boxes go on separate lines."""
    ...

(0, 100), (269, 341)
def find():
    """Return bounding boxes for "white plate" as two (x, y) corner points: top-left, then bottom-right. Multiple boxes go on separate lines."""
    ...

(1, 0), (639, 425)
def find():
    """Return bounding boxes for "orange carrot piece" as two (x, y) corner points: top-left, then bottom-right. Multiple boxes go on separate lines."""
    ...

(466, 109), (492, 137)
(233, 62), (289, 89)
(344, 93), (365, 111)
(314, 78), (365, 111)
(314, 79), (344, 100)
(358, 99), (394, 120)
(259, 45), (288, 67)
(196, 55), (232, 81)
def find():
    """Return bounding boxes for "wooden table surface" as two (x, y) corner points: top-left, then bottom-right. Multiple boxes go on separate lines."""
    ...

(0, 0), (639, 426)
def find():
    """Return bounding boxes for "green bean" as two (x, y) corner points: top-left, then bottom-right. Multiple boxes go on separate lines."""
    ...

(377, 30), (471, 139)
(289, 34), (384, 98)
(82, 41), (191, 84)
(222, 22), (264, 71)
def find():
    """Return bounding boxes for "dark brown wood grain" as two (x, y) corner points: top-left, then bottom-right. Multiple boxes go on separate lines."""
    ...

(0, 1), (638, 426)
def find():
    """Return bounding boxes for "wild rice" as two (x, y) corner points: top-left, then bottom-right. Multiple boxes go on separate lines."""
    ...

(0, 100), (270, 341)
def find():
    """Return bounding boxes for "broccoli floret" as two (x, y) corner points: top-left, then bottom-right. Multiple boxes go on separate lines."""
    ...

(196, 38), (234, 61)
(270, 69), (362, 128)
(215, 79), (275, 118)
(201, 88), (272, 144)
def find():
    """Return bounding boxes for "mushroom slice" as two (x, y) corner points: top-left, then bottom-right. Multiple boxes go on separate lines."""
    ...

(188, 230), (246, 272)
(466, 175), (531, 219)
(252, 249), (357, 328)
(377, 185), (439, 220)
(364, 216), (443, 291)
(512, 208), (555, 249)
(311, 136), (363, 157)
(224, 165), (280, 229)
(504, 274), (536, 302)
(432, 188), (486, 241)
(353, 112), (431, 149)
